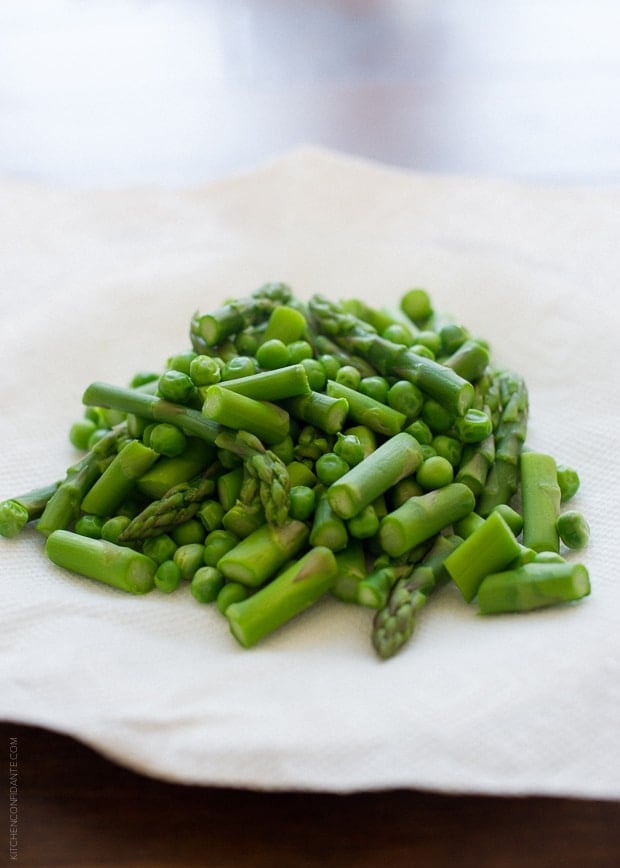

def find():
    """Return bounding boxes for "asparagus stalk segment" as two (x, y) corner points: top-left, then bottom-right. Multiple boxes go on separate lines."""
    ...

(325, 380), (406, 436)
(477, 561), (590, 614)
(520, 451), (561, 553)
(372, 534), (462, 659)
(379, 483), (475, 557)
(82, 382), (222, 443)
(327, 432), (423, 520)
(216, 364), (311, 401)
(226, 546), (338, 648)
(444, 510), (521, 603)
(203, 386), (289, 446)
(80, 439), (159, 517)
(217, 519), (310, 587)
(46, 530), (156, 594)
(0, 482), (60, 538)
(284, 391), (349, 435)
(36, 425), (129, 537)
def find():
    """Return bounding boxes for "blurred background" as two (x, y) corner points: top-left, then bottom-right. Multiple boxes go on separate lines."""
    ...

(1, 0), (619, 188)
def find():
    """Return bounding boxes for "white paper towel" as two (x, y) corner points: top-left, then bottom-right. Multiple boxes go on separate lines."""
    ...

(1, 148), (619, 798)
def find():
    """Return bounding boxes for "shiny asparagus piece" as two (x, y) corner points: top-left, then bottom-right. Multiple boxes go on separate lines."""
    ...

(477, 561), (590, 614)
(327, 432), (423, 520)
(372, 533), (462, 659)
(36, 425), (129, 537)
(379, 483), (475, 557)
(520, 451), (561, 553)
(444, 510), (521, 602)
(0, 482), (60, 538)
(217, 519), (310, 587)
(225, 546), (338, 648)
(46, 529), (156, 594)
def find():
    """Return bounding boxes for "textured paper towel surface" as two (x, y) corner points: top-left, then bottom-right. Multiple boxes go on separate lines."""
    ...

(1, 148), (619, 798)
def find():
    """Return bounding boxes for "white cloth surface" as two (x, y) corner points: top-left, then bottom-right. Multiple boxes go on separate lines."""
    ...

(1, 148), (619, 798)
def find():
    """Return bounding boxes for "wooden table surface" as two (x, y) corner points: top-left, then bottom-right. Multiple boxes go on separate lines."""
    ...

(2, 2), (619, 865)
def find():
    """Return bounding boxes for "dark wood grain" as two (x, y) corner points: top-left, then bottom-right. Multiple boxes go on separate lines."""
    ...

(3, 721), (619, 868)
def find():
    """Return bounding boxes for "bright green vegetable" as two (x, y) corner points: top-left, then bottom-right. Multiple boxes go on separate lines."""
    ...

(309, 491), (349, 552)
(315, 452), (349, 486)
(82, 440), (159, 515)
(520, 451), (561, 553)
(119, 464), (220, 541)
(217, 364), (310, 401)
(372, 534), (462, 659)
(202, 386), (289, 446)
(444, 510), (521, 603)
(477, 561), (590, 614)
(284, 391), (349, 435)
(158, 370), (195, 404)
(148, 423), (188, 457)
(400, 288), (433, 326)
(217, 519), (309, 587)
(36, 426), (129, 537)
(217, 581), (250, 614)
(331, 540), (368, 603)
(379, 483), (475, 557)
(203, 529), (239, 566)
(326, 380), (406, 437)
(142, 533), (178, 565)
(226, 546), (338, 647)
(556, 510), (590, 549)
(191, 566), (225, 603)
(173, 543), (205, 581)
(289, 485), (316, 521)
(416, 455), (454, 490)
(154, 559), (182, 593)
(101, 515), (132, 544)
(0, 482), (60, 538)
(255, 339), (290, 370)
(327, 432), (423, 520)
(347, 504), (380, 539)
(46, 530), (156, 594)
(556, 464), (580, 503)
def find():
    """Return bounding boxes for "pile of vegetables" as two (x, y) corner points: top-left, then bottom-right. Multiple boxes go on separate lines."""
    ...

(0, 283), (590, 658)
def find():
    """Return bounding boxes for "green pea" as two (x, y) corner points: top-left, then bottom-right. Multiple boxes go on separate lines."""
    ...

(101, 515), (132, 543)
(203, 529), (239, 566)
(387, 380), (424, 418)
(301, 358), (327, 391)
(189, 354), (222, 386)
(148, 423), (187, 457)
(359, 376), (389, 404)
(69, 419), (98, 451)
(158, 370), (195, 404)
(155, 560), (182, 593)
(172, 519), (205, 546)
(173, 543), (205, 581)
(129, 371), (160, 388)
(191, 566), (225, 603)
(142, 533), (178, 565)
(287, 340), (314, 363)
(74, 514), (105, 539)
(318, 354), (341, 380)
(431, 435), (462, 467)
(222, 356), (257, 380)
(416, 455), (454, 490)
(335, 365), (361, 390)
(167, 351), (197, 375)
(382, 323), (412, 346)
(333, 433), (364, 467)
(289, 485), (316, 521)
(256, 338), (290, 369)
(315, 452), (350, 486)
